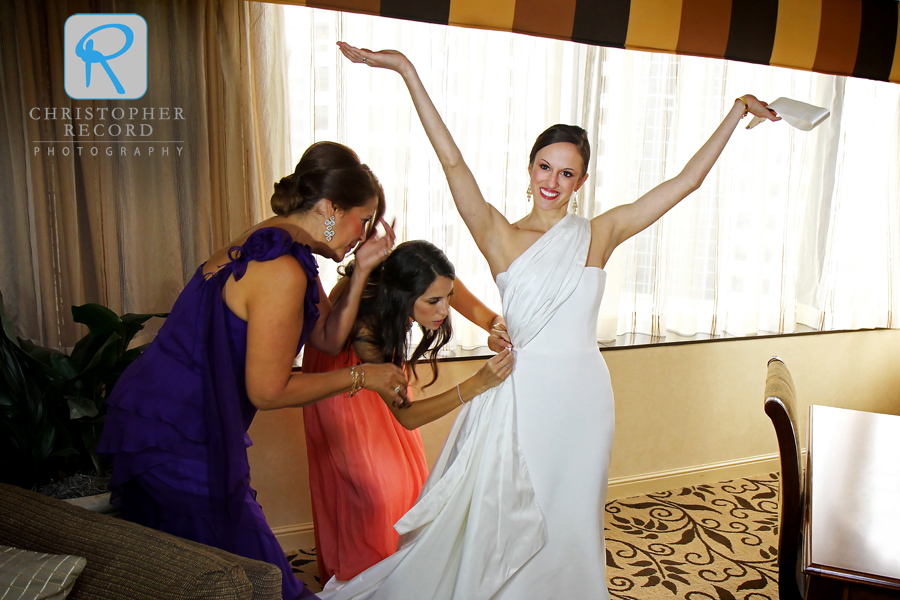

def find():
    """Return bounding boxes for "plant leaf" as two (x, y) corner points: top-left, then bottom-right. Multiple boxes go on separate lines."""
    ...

(120, 312), (167, 348)
(67, 395), (99, 419)
(50, 353), (80, 381)
(0, 341), (30, 406)
(82, 333), (122, 373)
(119, 348), (143, 366)
(73, 304), (127, 357)
(50, 446), (80, 459)
(120, 312), (169, 325)
(0, 385), (16, 409)
(33, 416), (56, 462)
(72, 304), (125, 338)
(68, 333), (95, 371)
(0, 289), (21, 348)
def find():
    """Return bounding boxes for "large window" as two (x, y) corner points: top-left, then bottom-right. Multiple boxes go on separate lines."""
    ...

(283, 7), (900, 353)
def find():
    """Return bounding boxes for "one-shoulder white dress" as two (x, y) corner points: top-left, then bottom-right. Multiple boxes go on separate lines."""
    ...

(318, 214), (615, 600)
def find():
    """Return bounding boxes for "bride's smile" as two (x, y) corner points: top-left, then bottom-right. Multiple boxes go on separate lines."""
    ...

(527, 141), (588, 211)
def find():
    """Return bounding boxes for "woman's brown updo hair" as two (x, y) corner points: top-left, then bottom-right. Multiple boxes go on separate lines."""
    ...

(529, 124), (591, 176)
(272, 142), (385, 238)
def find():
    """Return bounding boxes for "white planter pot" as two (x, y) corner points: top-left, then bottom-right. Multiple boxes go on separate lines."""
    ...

(62, 492), (119, 516)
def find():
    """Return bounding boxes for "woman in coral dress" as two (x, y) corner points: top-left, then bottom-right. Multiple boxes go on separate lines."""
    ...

(303, 240), (512, 582)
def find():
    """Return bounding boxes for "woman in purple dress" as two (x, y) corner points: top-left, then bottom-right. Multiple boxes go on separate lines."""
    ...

(97, 142), (409, 600)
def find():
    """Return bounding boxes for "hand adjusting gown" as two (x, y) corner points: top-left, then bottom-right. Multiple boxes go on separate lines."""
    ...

(318, 213), (615, 600)
(98, 227), (320, 600)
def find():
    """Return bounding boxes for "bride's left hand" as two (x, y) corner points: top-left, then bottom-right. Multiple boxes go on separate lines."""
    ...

(337, 42), (411, 74)
(741, 94), (780, 122)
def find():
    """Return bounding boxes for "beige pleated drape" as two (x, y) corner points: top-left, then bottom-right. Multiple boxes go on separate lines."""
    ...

(0, 0), (290, 348)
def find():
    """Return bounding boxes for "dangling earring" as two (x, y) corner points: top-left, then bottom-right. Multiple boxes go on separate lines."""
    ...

(324, 215), (335, 242)
(526, 185), (532, 202)
(571, 193), (578, 213)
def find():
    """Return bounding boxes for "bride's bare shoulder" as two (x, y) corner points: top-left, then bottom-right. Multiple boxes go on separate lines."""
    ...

(509, 219), (547, 243)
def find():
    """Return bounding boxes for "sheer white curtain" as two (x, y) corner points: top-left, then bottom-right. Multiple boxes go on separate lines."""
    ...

(283, 7), (900, 352)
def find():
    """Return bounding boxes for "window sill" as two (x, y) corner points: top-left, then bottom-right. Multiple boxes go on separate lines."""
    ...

(435, 326), (891, 361)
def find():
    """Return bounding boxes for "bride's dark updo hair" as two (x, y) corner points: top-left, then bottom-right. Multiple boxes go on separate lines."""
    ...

(272, 141), (385, 236)
(529, 124), (591, 176)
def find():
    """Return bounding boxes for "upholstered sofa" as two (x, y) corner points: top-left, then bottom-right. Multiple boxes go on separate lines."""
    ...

(0, 483), (283, 600)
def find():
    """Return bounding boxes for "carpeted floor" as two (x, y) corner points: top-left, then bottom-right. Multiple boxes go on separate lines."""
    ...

(286, 473), (781, 598)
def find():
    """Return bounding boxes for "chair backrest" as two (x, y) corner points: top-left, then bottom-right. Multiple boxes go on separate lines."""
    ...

(763, 356), (805, 600)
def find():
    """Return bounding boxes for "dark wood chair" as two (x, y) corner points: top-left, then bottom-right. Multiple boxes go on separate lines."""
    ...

(764, 356), (807, 600)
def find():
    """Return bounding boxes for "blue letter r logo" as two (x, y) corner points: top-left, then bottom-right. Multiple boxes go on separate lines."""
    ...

(76, 24), (134, 94)
(65, 14), (147, 100)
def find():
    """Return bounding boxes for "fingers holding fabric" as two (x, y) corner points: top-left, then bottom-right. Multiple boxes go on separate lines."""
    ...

(477, 347), (515, 389)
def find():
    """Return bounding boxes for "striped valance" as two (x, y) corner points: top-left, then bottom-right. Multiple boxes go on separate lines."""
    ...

(280, 0), (900, 83)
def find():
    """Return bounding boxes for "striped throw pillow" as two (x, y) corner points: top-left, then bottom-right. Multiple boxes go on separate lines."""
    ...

(0, 546), (86, 600)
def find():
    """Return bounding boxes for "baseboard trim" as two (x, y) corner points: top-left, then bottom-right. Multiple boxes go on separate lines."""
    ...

(275, 453), (796, 551)
(607, 453), (786, 500)
(272, 522), (316, 552)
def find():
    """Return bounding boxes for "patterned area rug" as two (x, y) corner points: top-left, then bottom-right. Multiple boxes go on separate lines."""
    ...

(287, 473), (781, 598)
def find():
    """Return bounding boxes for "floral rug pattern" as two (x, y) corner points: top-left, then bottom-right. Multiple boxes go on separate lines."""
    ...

(605, 474), (780, 600)
(288, 473), (781, 598)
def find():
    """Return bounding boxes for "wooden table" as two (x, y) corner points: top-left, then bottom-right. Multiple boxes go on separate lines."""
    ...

(804, 405), (900, 599)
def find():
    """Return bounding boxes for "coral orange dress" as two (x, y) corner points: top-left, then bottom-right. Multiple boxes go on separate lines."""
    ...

(302, 346), (428, 582)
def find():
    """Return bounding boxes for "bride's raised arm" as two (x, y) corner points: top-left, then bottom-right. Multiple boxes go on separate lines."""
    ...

(337, 42), (516, 273)
(591, 95), (780, 268)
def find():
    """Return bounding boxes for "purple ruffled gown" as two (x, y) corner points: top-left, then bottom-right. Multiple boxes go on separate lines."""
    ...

(98, 227), (319, 599)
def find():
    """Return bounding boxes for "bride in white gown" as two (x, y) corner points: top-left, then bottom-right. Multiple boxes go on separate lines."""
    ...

(319, 43), (780, 600)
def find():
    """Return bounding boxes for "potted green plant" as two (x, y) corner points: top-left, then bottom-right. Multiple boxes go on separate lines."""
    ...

(0, 289), (165, 495)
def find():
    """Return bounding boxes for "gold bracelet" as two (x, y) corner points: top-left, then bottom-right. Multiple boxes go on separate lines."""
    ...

(349, 366), (362, 397)
(736, 95), (749, 118)
(456, 384), (465, 405)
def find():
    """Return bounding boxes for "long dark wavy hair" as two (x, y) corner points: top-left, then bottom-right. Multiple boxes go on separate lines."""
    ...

(343, 240), (455, 387)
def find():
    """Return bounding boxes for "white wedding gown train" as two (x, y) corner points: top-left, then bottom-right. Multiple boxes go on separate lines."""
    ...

(318, 214), (614, 600)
